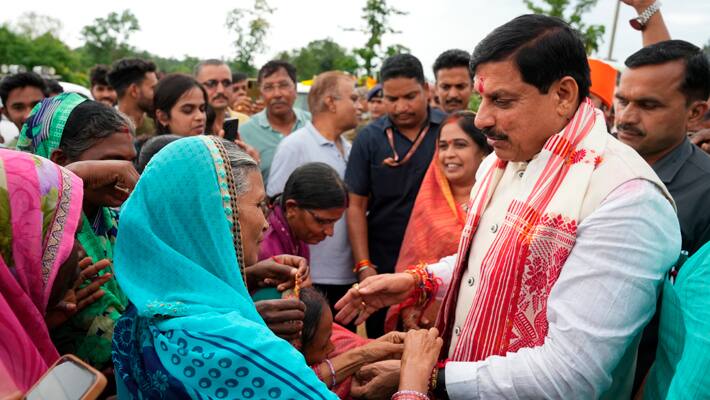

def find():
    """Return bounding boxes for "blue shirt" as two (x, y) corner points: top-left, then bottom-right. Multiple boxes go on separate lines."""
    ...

(268, 123), (355, 285)
(240, 108), (311, 181)
(345, 108), (447, 273)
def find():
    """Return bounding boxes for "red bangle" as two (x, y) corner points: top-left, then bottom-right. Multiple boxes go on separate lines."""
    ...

(353, 259), (374, 273)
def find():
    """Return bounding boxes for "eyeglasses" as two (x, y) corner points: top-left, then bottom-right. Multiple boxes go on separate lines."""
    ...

(202, 79), (232, 89)
(305, 209), (339, 226)
(261, 82), (293, 94)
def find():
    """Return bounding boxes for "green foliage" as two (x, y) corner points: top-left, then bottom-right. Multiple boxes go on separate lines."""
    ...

(276, 39), (359, 81)
(225, 0), (275, 75)
(80, 10), (140, 66)
(0, 24), (85, 84)
(348, 0), (408, 76)
(468, 93), (482, 112)
(523, 0), (606, 54)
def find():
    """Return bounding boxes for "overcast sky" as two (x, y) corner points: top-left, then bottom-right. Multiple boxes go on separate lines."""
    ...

(3, 0), (710, 79)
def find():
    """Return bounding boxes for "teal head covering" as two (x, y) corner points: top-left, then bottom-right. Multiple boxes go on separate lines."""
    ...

(112, 136), (334, 399)
(16, 92), (88, 157)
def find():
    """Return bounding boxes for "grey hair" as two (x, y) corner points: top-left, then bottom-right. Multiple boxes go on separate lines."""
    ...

(194, 59), (230, 77)
(221, 139), (259, 196)
(60, 101), (135, 159)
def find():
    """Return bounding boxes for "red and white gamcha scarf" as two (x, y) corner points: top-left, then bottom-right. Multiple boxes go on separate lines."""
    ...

(436, 99), (608, 361)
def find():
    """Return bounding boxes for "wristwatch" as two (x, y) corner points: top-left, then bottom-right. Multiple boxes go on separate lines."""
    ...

(629, 1), (662, 31)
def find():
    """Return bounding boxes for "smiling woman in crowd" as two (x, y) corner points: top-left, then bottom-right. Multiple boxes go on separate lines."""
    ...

(387, 111), (491, 331)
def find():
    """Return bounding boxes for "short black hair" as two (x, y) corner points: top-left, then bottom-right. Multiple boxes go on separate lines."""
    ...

(61, 101), (133, 159)
(443, 111), (493, 154)
(108, 58), (157, 98)
(625, 40), (710, 104)
(232, 72), (248, 83)
(193, 59), (228, 77)
(89, 65), (112, 88)
(470, 14), (590, 104)
(137, 134), (182, 173)
(0, 72), (47, 106)
(153, 73), (207, 134)
(45, 79), (64, 96)
(433, 49), (473, 79)
(257, 60), (297, 85)
(279, 162), (348, 210)
(299, 287), (329, 350)
(380, 54), (425, 85)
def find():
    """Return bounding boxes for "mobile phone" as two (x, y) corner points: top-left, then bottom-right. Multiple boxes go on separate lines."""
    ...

(25, 354), (107, 400)
(223, 118), (240, 141)
(247, 78), (260, 101)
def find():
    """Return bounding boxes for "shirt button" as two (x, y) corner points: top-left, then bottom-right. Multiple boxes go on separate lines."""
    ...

(490, 223), (498, 233)
(517, 170), (525, 178)
(454, 326), (461, 336)
(467, 276), (475, 287)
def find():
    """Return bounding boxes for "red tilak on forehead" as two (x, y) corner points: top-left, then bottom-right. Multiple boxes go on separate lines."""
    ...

(476, 77), (485, 94)
(119, 126), (130, 134)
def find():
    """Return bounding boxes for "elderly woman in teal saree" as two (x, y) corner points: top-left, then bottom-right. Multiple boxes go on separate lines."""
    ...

(111, 135), (335, 399)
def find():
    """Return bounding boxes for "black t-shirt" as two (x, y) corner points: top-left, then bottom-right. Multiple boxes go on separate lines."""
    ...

(345, 108), (447, 273)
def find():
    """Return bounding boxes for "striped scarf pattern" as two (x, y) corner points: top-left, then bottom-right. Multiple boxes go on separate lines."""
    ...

(436, 99), (607, 361)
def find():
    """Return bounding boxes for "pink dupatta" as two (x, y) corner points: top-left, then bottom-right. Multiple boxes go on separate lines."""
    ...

(0, 149), (83, 394)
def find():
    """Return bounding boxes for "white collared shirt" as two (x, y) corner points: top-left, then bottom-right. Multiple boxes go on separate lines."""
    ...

(427, 179), (681, 399)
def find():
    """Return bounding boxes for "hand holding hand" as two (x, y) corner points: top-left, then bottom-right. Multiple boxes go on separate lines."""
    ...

(399, 328), (443, 393)
(350, 360), (401, 400)
(334, 273), (415, 326)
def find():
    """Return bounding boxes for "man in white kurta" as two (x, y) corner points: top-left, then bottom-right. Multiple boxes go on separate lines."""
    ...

(335, 14), (681, 400)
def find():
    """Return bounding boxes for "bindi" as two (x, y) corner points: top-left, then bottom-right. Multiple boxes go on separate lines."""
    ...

(476, 76), (485, 94)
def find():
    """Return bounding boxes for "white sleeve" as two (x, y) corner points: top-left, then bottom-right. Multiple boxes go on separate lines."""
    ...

(266, 140), (301, 197)
(427, 254), (457, 300)
(445, 179), (681, 400)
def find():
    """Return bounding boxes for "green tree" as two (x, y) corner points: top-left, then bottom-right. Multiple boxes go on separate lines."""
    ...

(79, 10), (140, 66)
(275, 39), (359, 81)
(348, 0), (408, 76)
(523, 0), (606, 54)
(225, 0), (275, 75)
(0, 23), (84, 85)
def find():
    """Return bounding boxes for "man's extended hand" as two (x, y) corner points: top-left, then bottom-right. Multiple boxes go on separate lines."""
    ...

(334, 273), (415, 326)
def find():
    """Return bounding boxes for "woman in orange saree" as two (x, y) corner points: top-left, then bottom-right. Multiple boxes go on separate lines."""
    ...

(386, 111), (491, 331)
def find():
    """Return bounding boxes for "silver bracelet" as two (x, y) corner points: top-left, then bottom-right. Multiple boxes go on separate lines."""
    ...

(637, 1), (662, 25)
(391, 390), (430, 400)
(324, 358), (336, 388)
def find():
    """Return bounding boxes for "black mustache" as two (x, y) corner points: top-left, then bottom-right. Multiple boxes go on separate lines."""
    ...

(213, 94), (229, 100)
(482, 128), (509, 141)
(616, 123), (645, 137)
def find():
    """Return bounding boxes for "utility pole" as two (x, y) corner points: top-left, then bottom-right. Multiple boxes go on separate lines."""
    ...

(606, 0), (621, 61)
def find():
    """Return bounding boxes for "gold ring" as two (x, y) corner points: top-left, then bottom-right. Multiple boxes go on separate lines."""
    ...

(352, 283), (359, 290)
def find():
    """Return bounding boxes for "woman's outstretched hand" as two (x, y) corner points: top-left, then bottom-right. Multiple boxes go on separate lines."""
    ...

(45, 258), (113, 329)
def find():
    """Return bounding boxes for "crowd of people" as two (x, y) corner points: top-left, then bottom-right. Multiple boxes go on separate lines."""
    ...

(1, 0), (710, 399)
